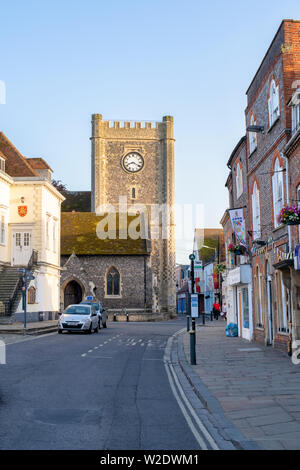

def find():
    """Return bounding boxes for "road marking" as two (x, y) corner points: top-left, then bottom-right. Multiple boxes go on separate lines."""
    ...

(81, 353), (87, 357)
(88, 349), (93, 353)
(164, 328), (219, 451)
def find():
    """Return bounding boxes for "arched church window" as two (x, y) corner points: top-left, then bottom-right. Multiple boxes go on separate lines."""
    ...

(107, 268), (120, 296)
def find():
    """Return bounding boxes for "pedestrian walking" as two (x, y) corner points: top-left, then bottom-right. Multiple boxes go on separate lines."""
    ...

(221, 302), (227, 321)
(212, 300), (221, 320)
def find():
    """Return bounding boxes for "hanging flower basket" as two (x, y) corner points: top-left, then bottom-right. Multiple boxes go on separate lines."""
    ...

(228, 243), (247, 255)
(278, 206), (300, 226)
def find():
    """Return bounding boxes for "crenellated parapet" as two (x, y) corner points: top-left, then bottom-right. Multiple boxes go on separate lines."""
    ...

(91, 114), (174, 140)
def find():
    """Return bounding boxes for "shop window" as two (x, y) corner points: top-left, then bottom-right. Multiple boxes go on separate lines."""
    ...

(276, 272), (290, 334)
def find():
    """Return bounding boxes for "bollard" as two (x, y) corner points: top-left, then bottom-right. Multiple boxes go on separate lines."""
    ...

(187, 315), (190, 332)
(210, 310), (213, 322)
(202, 312), (205, 325)
(126, 312), (129, 322)
(113, 313), (117, 322)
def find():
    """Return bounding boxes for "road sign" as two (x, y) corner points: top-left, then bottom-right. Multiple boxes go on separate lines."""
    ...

(189, 253), (196, 261)
(86, 296), (93, 301)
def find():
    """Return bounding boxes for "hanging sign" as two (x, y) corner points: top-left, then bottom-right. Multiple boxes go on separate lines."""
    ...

(228, 208), (246, 247)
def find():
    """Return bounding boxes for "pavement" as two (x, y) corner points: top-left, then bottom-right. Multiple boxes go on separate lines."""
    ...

(178, 318), (300, 450)
(0, 320), (58, 338)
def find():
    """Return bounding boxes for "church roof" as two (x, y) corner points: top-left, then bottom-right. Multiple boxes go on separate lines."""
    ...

(61, 212), (151, 256)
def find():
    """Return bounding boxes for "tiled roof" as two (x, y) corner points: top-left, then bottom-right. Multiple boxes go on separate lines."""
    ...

(61, 212), (151, 255)
(27, 158), (53, 172)
(0, 132), (38, 177)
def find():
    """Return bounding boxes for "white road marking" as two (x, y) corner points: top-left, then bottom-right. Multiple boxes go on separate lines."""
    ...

(81, 353), (87, 357)
(164, 329), (219, 451)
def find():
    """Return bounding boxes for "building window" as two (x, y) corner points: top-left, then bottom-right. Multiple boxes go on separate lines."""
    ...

(53, 220), (57, 252)
(272, 157), (284, 228)
(236, 163), (243, 199)
(268, 79), (280, 127)
(131, 187), (136, 199)
(28, 286), (36, 304)
(106, 267), (120, 296)
(0, 157), (5, 173)
(251, 181), (261, 240)
(249, 115), (257, 154)
(0, 214), (6, 245)
(46, 215), (51, 250)
(291, 89), (300, 135)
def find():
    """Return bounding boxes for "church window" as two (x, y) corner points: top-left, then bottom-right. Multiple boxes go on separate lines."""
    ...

(107, 267), (120, 296)
(132, 187), (136, 199)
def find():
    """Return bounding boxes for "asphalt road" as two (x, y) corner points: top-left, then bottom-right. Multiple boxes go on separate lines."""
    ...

(0, 317), (204, 450)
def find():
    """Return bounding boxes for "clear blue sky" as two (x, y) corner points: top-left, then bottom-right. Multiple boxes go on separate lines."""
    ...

(1, 0), (300, 263)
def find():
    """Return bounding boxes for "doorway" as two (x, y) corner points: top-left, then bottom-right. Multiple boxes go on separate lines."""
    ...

(64, 280), (83, 308)
(266, 263), (273, 345)
(12, 230), (32, 266)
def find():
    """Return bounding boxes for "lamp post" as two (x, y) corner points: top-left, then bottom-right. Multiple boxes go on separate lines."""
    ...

(189, 254), (197, 365)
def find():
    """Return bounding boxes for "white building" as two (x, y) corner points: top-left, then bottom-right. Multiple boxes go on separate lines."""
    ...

(0, 132), (65, 322)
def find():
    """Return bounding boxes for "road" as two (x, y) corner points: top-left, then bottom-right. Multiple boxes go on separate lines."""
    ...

(0, 317), (218, 450)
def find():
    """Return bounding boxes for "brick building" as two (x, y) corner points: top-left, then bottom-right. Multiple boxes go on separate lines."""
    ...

(222, 20), (300, 352)
(220, 137), (253, 340)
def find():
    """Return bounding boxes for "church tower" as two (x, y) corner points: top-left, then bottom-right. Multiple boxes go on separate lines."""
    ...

(90, 114), (176, 314)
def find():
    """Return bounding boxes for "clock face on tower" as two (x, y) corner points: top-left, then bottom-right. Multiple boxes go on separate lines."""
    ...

(122, 152), (144, 173)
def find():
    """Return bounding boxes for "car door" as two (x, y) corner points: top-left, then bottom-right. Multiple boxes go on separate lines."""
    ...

(91, 307), (98, 329)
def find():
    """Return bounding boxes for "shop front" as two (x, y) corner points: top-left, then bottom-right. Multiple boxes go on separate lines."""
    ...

(227, 265), (253, 341)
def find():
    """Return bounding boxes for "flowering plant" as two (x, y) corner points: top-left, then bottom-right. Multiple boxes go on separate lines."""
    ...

(277, 206), (300, 225)
(228, 243), (246, 254)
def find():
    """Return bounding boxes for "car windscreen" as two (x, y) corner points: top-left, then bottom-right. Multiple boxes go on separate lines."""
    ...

(65, 306), (90, 315)
(81, 302), (100, 311)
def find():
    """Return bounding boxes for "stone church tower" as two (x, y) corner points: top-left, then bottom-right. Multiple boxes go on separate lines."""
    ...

(91, 114), (176, 314)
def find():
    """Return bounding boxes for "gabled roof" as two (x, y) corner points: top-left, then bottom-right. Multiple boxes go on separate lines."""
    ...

(61, 212), (151, 256)
(0, 132), (38, 177)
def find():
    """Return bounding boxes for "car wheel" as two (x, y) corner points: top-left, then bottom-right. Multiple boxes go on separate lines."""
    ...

(87, 324), (92, 334)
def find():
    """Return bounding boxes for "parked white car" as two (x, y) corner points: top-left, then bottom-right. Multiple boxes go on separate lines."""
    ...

(58, 304), (99, 334)
(80, 300), (107, 328)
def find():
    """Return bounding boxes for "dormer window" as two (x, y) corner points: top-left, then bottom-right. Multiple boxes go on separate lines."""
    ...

(268, 79), (280, 127)
(0, 157), (5, 173)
